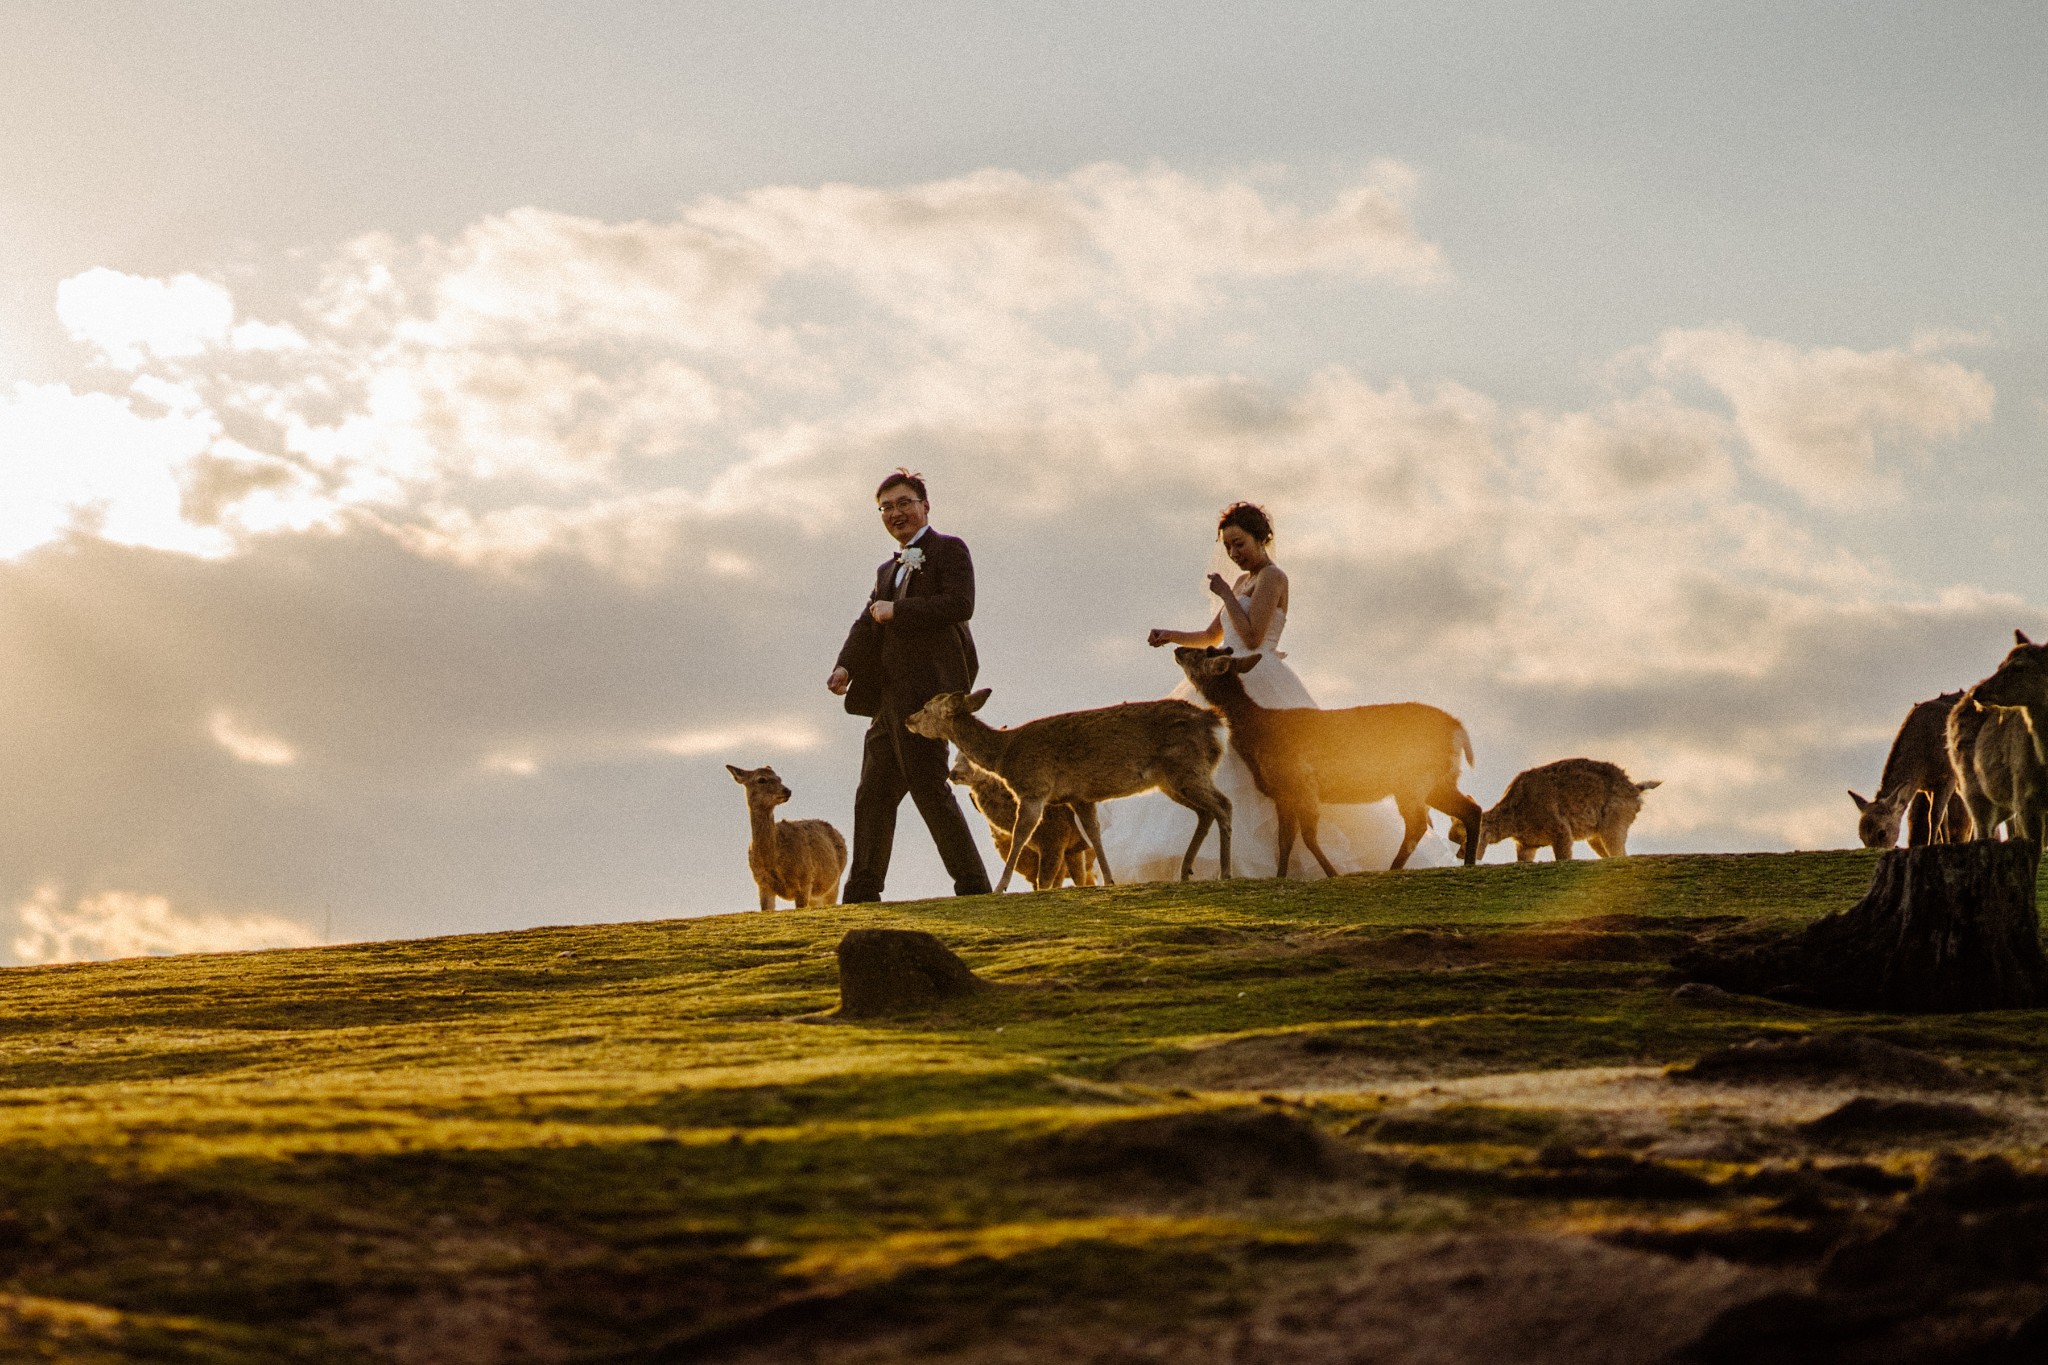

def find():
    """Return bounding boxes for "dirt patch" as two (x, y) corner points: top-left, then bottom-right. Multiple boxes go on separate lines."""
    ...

(1023, 1109), (1337, 1189)
(1353, 1104), (1566, 1147)
(1798, 1096), (2003, 1146)
(1671, 1154), (2048, 1364)
(707, 1232), (1790, 1365)
(1670, 1034), (1978, 1091)
(323, 1277), (560, 1365)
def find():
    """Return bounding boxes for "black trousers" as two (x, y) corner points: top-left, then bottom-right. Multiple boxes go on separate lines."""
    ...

(843, 708), (991, 901)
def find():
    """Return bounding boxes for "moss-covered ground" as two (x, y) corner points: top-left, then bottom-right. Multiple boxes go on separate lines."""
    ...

(1, 850), (2044, 1362)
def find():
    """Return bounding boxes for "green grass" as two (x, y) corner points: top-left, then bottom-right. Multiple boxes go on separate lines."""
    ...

(0, 850), (2042, 1360)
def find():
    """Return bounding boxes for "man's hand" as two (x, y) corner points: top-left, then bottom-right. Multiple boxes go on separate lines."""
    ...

(826, 666), (851, 696)
(869, 600), (896, 623)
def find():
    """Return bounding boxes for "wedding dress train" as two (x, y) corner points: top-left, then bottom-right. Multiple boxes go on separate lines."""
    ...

(1094, 601), (1450, 880)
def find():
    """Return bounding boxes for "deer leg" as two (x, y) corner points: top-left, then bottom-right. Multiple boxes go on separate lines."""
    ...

(1390, 799), (1429, 870)
(1429, 785), (1484, 866)
(1071, 801), (1115, 886)
(1211, 786), (1232, 878)
(1905, 790), (1933, 847)
(758, 883), (776, 912)
(998, 798), (1048, 894)
(1515, 841), (1538, 863)
(1297, 805), (1340, 878)
(1963, 789), (1998, 842)
(1274, 805), (1298, 879)
(1551, 835), (1575, 861)
(1177, 810), (1215, 881)
(1020, 841), (1051, 891)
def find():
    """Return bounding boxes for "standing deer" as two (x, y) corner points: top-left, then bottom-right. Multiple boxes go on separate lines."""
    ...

(1448, 758), (1660, 862)
(1172, 646), (1481, 873)
(904, 690), (1231, 892)
(948, 755), (1096, 890)
(1849, 691), (1969, 847)
(1948, 630), (2048, 853)
(726, 764), (847, 910)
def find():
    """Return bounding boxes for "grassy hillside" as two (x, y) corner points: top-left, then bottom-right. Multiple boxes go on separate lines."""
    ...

(2, 851), (2045, 1362)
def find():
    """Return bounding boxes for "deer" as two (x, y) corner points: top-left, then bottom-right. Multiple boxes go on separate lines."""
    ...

(1447, 757), (1660, 862)
(1172, 646), (1481, 874)
(904, 690), (1231, 892)
(1849, 691), (1970, 847)
(948, 755), (1097, 890)
(1947, 630), (2048, 854)
(725, 764), (847, 910)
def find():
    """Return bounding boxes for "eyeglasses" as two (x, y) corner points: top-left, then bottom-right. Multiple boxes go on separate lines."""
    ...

(877, 496), (925, 513)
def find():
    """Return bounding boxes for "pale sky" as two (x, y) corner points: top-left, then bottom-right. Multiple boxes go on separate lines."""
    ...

(3, 2), (2045, 962)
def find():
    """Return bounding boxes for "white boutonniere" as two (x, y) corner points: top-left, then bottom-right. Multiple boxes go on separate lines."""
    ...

(898, 545), (926, 573)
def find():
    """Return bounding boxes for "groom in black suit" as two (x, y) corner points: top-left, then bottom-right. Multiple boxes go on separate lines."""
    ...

(826, 470), (992, 902)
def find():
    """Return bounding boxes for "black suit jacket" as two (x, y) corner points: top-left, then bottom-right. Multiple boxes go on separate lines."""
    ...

(835, 530), (979, 719)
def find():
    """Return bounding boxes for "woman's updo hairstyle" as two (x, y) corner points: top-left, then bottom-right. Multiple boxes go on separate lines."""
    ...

(1216, 501), (1274, 545)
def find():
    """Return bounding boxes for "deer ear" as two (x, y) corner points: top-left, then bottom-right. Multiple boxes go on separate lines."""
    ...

(1233, 654), (1262, 673)
(726, 764), (748, 782)
(966, 688), (992, 712)
(1848, 790), (1871, 812)
(2018, 629), (2035, 646)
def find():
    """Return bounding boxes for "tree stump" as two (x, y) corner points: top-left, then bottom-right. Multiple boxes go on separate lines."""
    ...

(1677, 841), (2048, 1012)
(833, 928), (987, 1017)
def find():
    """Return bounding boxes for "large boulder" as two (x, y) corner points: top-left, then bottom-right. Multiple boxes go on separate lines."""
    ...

(833, 928), (987, 1017)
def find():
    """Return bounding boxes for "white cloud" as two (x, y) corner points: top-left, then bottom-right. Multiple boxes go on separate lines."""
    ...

(208, 710), (298, 766)
(1650, 325), (1994, 505)
(10, 885), (319, 964)
(55, 268), (234, 369)
(0, 381), (230, 558)
(651, 717), (824, 757)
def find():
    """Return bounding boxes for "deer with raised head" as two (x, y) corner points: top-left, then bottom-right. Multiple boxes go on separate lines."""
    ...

(1172, 646), (1482, 873)
(1849, 691), (1969, 848)
(905, 690), (1230, 892)
(1948, 630), (2048, 852)
(948, 755), (1096, 890)
(726, 764), (847, 910)
(1448, 757), (1660, 862)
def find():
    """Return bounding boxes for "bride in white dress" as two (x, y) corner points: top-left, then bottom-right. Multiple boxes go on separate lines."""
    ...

(1097, 502), (1444, 880)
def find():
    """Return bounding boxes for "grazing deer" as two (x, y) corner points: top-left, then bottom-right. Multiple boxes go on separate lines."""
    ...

(1849, 691), (1969, 847)
(1172, 646), (1481, 874)
(948, 755), (1097, 890)
(1948, 631), (2048, 852)
(1448, 757), (1660, 862)
(726, 764), (847, 910)
(905, 690), (1231, 892)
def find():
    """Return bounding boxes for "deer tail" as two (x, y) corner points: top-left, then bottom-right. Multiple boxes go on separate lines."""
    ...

(1454, 723), (1474, 769)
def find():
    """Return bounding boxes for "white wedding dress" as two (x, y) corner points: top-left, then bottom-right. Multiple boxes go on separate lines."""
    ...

(1095, 598), (1449, 880)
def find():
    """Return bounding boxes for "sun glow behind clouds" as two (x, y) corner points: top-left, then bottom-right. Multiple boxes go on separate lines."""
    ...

(652, 718), (824, 757)
(10, 886), (319, 964)
(208, 710), (298, 766)
(55, 268), (234, 369)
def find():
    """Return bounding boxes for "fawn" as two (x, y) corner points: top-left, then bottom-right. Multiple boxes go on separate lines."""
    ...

(1451, 757), (1659, 861)
(726, 764), (846, 910)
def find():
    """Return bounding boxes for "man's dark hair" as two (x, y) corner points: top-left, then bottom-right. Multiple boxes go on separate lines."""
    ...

(875, 468), (928, 503)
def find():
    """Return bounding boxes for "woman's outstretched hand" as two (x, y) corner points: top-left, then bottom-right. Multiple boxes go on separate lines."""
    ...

(1147, 628), (1172, 648)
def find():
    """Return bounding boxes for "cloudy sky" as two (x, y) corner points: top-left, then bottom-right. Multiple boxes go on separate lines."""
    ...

(4, 2), (2045, 962)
